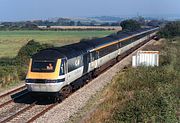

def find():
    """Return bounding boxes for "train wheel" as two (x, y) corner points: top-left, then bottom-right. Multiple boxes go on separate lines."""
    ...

(60, 85), (72, 99)
(86, 73), (92, 83)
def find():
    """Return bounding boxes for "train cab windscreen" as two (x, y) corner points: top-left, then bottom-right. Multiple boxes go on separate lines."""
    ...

(31, 60), (56, 72)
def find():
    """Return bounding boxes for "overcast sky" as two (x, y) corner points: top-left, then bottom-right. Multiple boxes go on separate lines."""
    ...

(0, 0), (180, 21)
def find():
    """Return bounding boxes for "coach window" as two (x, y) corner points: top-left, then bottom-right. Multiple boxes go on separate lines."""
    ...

(90, 51), (97, 61)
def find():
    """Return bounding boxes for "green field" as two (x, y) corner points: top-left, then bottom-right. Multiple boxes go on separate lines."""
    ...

(0, 30), (115, 58)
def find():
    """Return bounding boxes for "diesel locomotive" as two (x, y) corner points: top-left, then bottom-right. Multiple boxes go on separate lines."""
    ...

(25, 27), (159, 98)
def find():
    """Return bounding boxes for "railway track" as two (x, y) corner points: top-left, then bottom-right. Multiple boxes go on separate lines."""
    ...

(0, 85), (26, 99)
(0, 101), (37, 123)
(0, 84), (59, 123)
(26, 103), (58, 123)
(0, 85), (58, 123)
(0, 101), (58, 123)
(0, 85), (27, 108)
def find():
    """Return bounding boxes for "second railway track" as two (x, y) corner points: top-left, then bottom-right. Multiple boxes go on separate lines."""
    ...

(0, 85), (28, 108)
(0, 85), (26, 99)
(0, 101), (58, 123)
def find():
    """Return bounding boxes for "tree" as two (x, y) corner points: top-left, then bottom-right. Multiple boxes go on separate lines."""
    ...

(100, 22), (110, 26)
(69, 21), (75, 26)
(136, 16), (146, 25)
(147, 20), (162, 27)
(77, 21), (82, 26)
(120, 19), (141, 31)
(111, 22), (121, 26)
(15, 40), (53, 66)
(158, 21), (180, 38)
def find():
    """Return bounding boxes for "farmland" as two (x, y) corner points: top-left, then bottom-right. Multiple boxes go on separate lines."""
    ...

(0, 30), (115, 58)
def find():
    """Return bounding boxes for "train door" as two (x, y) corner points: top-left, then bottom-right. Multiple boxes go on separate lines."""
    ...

(60, 58), (68, 82)
(83, 53), (90, 74)
(95, 51), (99, 68)
(90, 51), (98, 70)
(118, 42), (122, 55)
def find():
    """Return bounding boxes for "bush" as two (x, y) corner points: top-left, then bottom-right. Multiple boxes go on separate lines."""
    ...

(0, 66), (19, 85)
(15, 40), (53, 66)
(0, 40), (54, 87)
(0, 57), (16, 66)
(115, 90), (177, 123)
(120, 19), (141, 31)
(158, 21), (180, 38)
(112, 66), (178, 123)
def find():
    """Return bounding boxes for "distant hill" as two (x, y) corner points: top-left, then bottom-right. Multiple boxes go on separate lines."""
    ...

(90, 16), (123, 22)
(45, 16), (124, 23)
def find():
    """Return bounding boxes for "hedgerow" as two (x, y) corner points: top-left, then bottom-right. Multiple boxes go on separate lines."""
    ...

(111, 66), (179, 123)
(0, 40), (53, 86)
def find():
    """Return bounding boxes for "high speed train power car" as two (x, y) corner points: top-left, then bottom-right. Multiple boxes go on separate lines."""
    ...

(25, 27), (159, 98)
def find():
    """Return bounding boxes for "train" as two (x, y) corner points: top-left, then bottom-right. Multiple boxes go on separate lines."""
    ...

(25, 27), (159, 99)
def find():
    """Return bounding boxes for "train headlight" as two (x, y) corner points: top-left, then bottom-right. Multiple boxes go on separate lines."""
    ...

(25, 79), (36, 83)
(25, 79), (64, 83)
(45, 80), (58, 83)
(45, 79), (65, 83)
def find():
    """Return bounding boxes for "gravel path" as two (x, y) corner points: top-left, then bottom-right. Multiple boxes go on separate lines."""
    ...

(34, 40), (155, 123)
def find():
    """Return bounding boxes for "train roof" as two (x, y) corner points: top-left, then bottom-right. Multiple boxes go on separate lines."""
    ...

(80, 28), (156, 49)
(32, 27), (158, 60)
(32, 49), (66, 60)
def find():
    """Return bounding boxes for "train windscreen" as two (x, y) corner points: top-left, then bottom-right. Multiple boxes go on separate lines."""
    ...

(31, 60), (56, 72)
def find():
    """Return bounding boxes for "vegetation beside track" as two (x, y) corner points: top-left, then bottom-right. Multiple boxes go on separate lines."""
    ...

(158, 21), (180, 39)
(0, 40), (53, 87)
(120, 19), (141, 31)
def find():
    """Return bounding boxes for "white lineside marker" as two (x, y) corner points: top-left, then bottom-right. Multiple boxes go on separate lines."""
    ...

(132, 51), (159, 67)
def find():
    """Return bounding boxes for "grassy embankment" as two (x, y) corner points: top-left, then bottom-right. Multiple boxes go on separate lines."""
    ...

(0, 30), (115, 58)
(0, 30), (114, 89)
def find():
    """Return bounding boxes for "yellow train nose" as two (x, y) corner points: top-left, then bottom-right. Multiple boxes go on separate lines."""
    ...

(26, 59), (61, 80)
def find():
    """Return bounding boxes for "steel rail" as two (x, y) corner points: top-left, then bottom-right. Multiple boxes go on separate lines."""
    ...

(0, 101), (37, 123)
(27, 103), (58, 123)
(0, 85), (26, 99)
(0, 90), (28, 108)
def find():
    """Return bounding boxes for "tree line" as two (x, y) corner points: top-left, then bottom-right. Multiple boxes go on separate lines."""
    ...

(0, 18), (164, 31)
